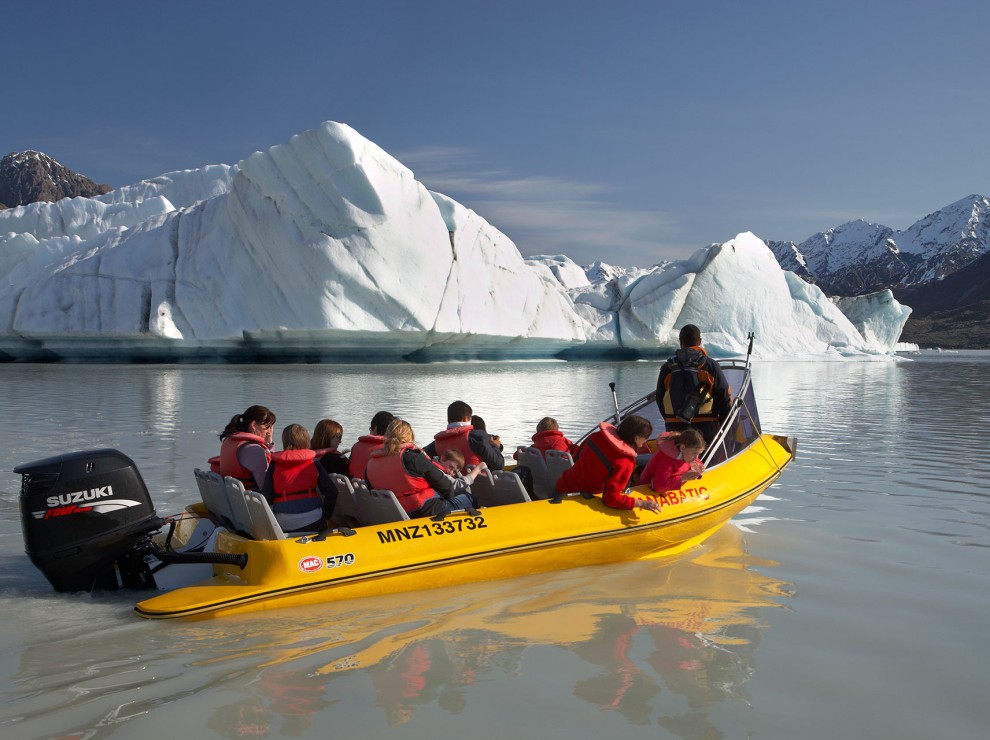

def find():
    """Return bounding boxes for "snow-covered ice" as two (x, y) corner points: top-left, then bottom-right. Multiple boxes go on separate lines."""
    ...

(0, 121), (910, 362)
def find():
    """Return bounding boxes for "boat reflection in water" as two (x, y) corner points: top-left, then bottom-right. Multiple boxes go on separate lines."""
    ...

(199, 523), (791, 731)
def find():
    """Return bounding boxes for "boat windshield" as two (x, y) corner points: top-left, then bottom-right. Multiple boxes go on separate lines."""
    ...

(705, 360), (762, 466)
(584, 360), (763, 468)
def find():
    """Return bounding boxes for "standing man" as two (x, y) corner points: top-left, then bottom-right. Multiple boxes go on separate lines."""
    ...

(656, 325), (731, 446)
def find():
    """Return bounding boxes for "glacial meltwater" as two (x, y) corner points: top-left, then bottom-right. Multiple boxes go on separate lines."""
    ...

(1, 353), (988, 739)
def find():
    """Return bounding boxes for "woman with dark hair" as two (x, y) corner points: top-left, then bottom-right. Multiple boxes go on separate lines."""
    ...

(554, 415), (661, 512)
(366, 419), (477, 519)
(312, 418), (350, 477)
(216, 405), (276, 490)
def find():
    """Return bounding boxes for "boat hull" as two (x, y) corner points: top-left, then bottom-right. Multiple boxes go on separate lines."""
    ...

(135, 434), (793, 620)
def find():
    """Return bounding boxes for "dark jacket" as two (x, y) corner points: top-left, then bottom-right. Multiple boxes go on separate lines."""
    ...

(656, 346), (731, 424)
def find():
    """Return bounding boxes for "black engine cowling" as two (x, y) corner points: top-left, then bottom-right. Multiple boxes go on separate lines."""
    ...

(17, 448), (164, 592)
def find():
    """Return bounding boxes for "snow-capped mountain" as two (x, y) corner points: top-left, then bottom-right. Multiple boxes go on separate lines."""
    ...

(0, 151), (111, 208)
(767, 195), (990, 296)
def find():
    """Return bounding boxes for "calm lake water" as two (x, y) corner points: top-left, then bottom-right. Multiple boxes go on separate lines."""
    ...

(1, 352), (988, 739)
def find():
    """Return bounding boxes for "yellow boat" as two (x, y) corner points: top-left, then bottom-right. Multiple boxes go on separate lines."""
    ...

(16, 355), (795, 621)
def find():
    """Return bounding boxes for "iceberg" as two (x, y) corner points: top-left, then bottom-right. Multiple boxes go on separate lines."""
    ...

(0, 121), (909, 362)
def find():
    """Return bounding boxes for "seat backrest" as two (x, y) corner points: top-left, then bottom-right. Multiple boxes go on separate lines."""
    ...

(483, 470), (532, 506)
(223, 476), (256, 537)
(329, 474), (360, 527)
(195, 468), (234, 527)
(517, 446), (551, 499)
(544, 449), (574, 491)
(351, 479), (410, 525)
(241, 490), (287, 540)
(470, 467), (495, 502)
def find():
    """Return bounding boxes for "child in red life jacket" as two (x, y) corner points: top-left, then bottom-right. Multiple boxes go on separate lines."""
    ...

(639, 428), (706, 493)
(260, 424), (337, 533)
(554, 415), (661, 512)
(312, 418), (350, 477)
(513, 416), (580, 460)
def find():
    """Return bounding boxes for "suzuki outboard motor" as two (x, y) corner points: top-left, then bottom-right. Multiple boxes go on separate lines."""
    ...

(17, 449), (164, 592)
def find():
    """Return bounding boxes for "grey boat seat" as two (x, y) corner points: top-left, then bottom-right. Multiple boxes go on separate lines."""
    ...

(328, 473), (361, 528)
(195, 468), (234, 528)
(544, 449), (575, 493)
(224, 476), (287, 540)
(350, 479), (410, 525)
(514, 445), (552, 499)
(472, 468), (532, 507)
(194, 468), (293, 541)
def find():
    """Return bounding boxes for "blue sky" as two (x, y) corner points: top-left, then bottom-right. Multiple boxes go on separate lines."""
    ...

(5, 1), (988, 266)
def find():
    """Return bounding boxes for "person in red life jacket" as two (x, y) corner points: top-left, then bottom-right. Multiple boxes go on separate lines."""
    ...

(311, 418), (350, 477)
(214, 404), (276, 490)
(554, 415), (661, 512)
(367, 419), (477, 518)
(513, 416), (581, 460)
(639, 428), (706, 493)
(348, 410), (395, 480)
(422, 400), (505, 471)
(260, 424), (337, 533)
(656, 324), (731, 447)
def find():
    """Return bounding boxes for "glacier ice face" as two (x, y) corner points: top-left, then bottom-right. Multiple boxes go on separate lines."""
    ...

(0, 121), (909, 362)
(833, 291), (913, 351)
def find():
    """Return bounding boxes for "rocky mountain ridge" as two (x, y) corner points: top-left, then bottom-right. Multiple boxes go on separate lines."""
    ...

(767, 194), (990, 348)
(0, 151), (111, 209)
(767, 195), (990, 295)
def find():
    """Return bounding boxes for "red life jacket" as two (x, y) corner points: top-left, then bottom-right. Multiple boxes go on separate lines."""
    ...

(269, 449), (322, 504)
(657, 438), (681, 461)
(556, 423), (635, 495)
(366, 444), (437, 514)
(348, 434), (384, 479)
(218, 432), (271, 490)
(657, 437), (704, 475)
(532, 429), (579, 455)
(433, 425), (481, 466)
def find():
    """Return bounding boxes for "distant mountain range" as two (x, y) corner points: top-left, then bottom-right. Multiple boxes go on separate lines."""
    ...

(767, 194), (990, 348)
(1, 150), (984, 348)
(0, 151), (110, 209)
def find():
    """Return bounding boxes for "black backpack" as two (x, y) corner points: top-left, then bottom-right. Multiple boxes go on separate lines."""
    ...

(665, 351), (713, 422)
